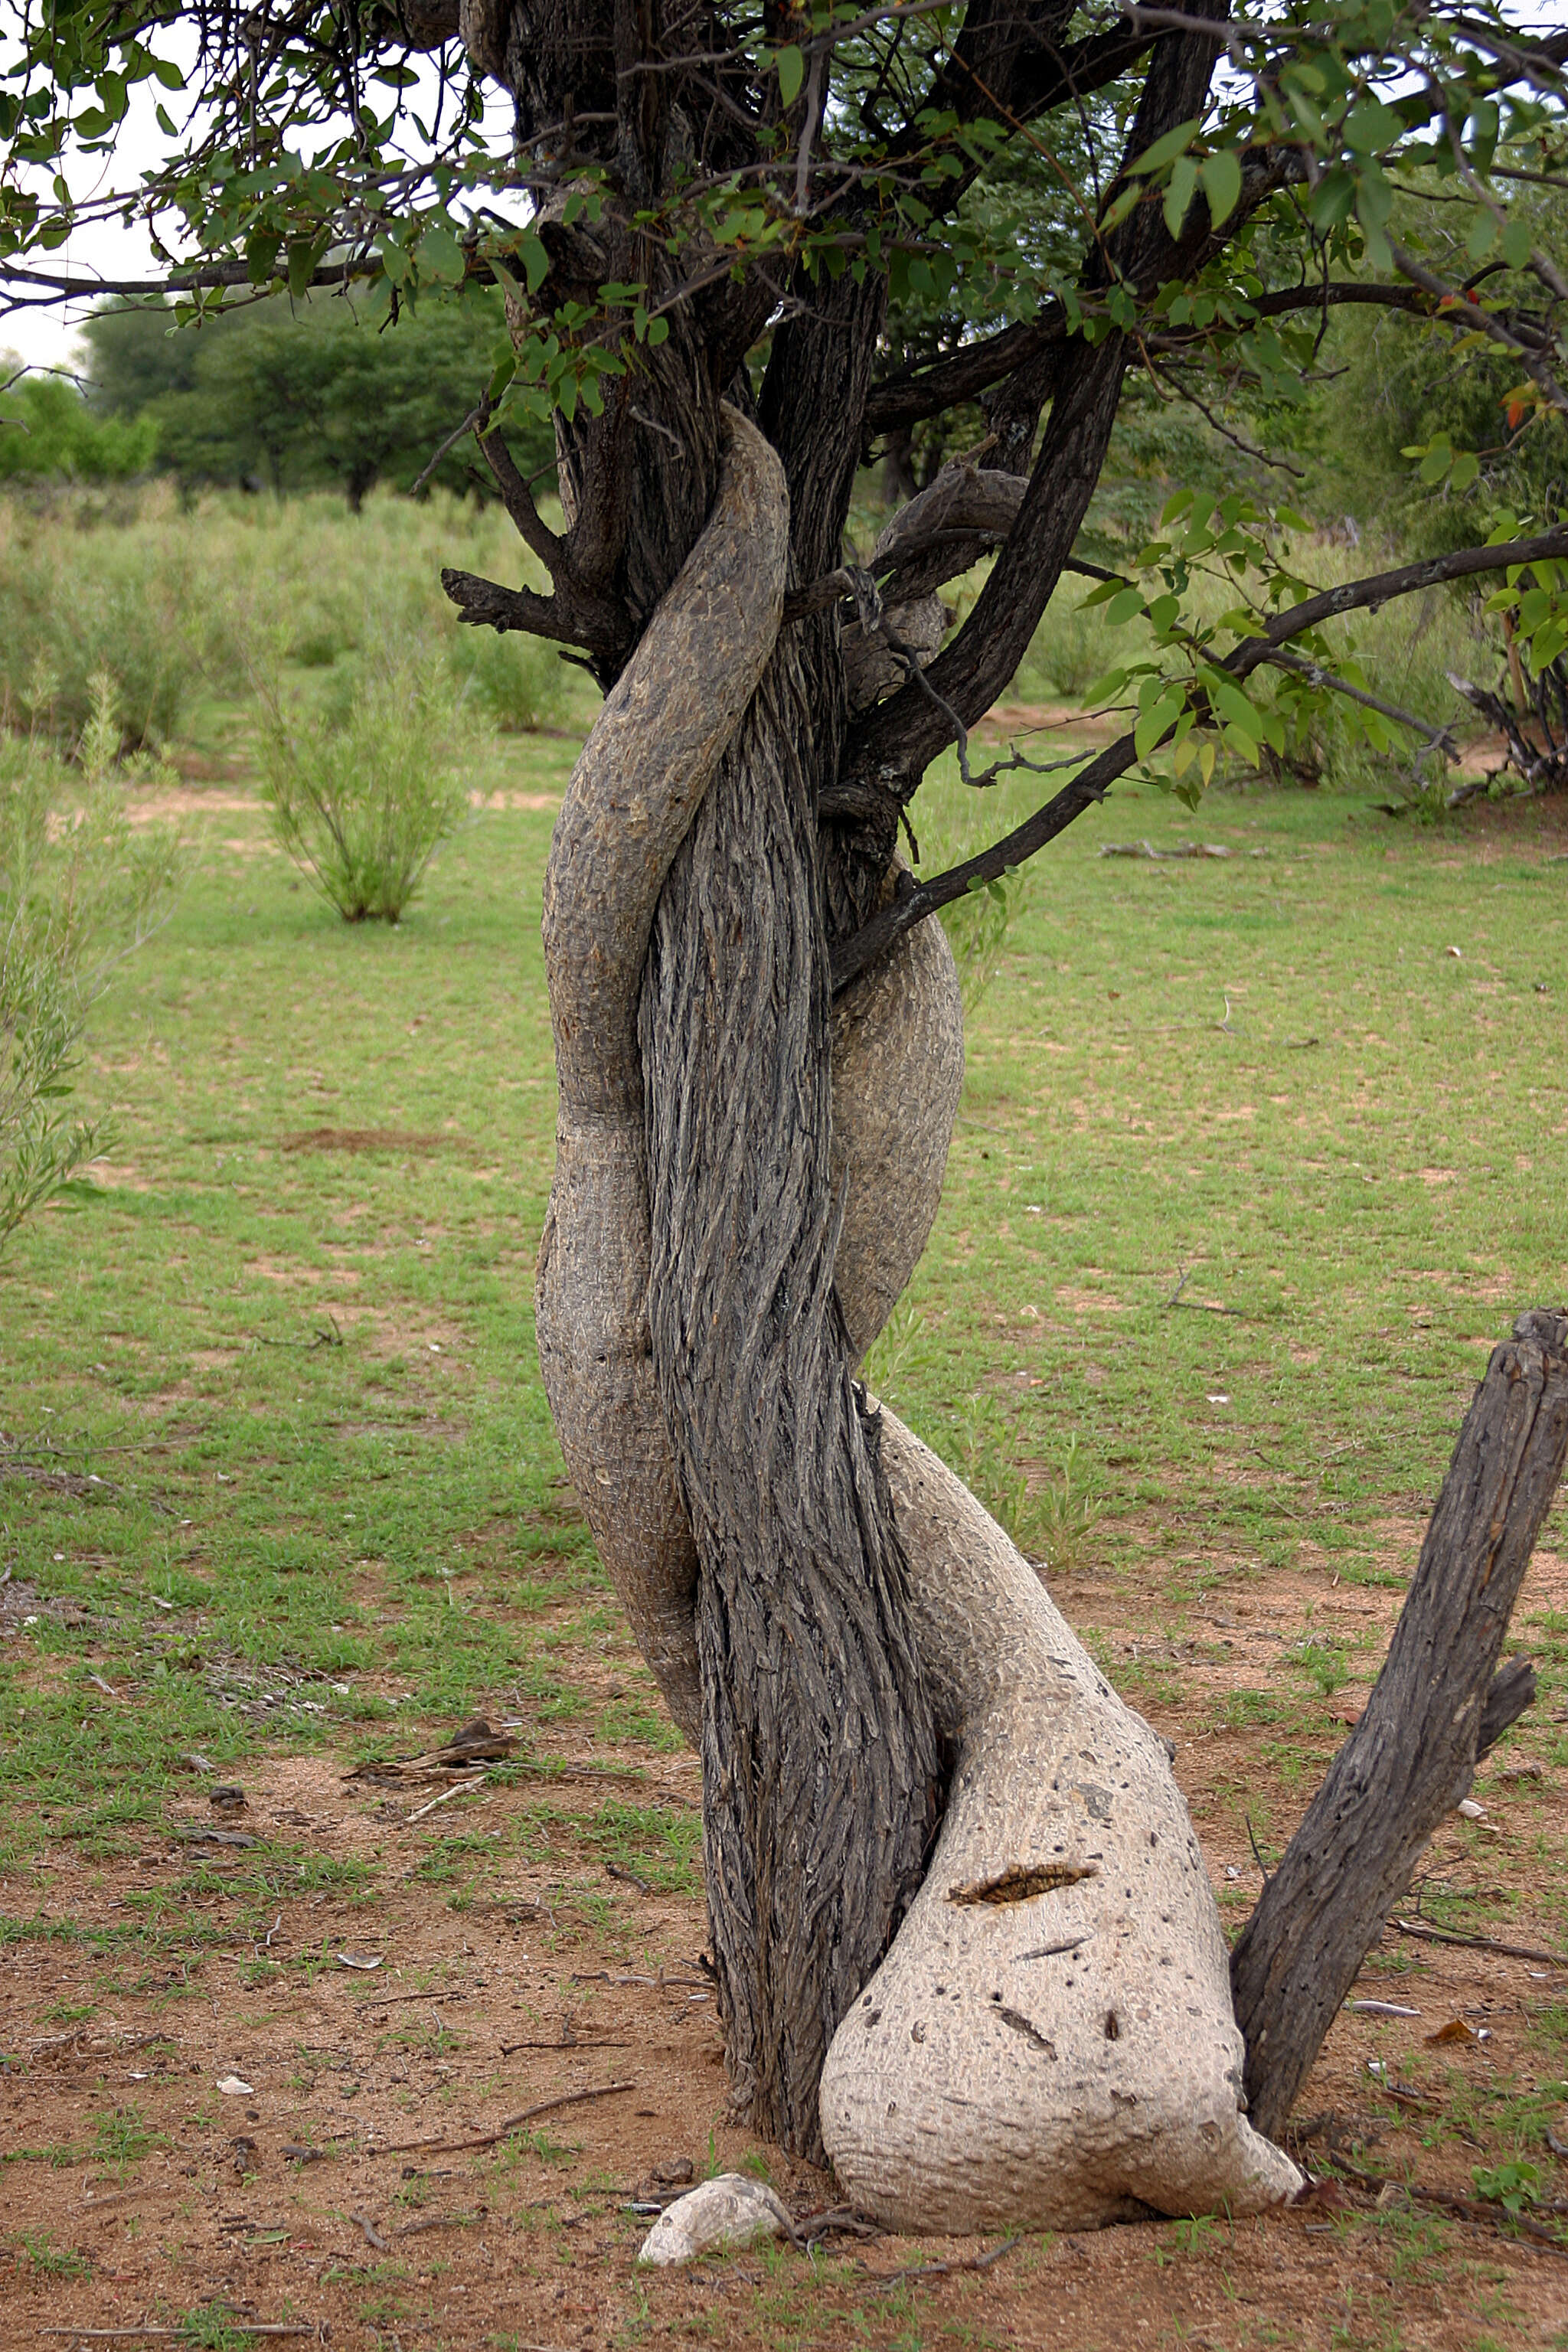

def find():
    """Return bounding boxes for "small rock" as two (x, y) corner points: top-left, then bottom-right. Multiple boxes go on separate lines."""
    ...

(637, 2173), (792, 2265)
(211, 1785), (248, 1815)
(217, 2075), (256, 2097)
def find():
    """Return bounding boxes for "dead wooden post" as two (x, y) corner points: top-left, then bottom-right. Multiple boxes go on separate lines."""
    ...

(1230, 1308), (1568, 2145)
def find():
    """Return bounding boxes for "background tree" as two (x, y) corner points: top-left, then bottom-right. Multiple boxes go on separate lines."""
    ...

(5, 0), (1568, 2202)
(0, 366), (155, 482)
(80, 291), (554, 503)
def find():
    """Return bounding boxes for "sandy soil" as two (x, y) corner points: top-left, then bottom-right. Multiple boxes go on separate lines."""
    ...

(4, 1540), (1565, 2351)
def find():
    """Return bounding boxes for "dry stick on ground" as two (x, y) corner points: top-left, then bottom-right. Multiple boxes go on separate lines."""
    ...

(41, 2331), (313, 2343)
(1326, 2154), (1568, 2258)
(367, 2079), (636, 2158)
(862, 2235), (1023, 2286)
(1230, 1310), (1568, 2143)
(1390, 1917), (1568, 1966)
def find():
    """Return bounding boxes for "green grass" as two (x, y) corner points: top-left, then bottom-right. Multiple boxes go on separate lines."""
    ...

(2, 514), (1566, 1969)
(877, 753), (1568, 1616)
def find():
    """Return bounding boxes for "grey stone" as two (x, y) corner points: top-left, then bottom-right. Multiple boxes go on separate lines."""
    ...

(637, 2173), (793, 2265)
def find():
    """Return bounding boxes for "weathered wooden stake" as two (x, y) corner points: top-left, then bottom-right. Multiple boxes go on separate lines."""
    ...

(1231, 1309), (1568, 2143)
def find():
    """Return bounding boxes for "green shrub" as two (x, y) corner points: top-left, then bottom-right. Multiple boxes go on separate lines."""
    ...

(0, 491), (211, 748)
(0, 374), (156, 485)
(449, 623), (570, 733)
(256, 648), (472, 923)
(0, 680), (183, 1249)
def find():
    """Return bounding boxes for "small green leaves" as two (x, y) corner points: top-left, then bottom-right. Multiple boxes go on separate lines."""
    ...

(776, 44), (805, 109)
(1403, 432), (1479, 492)
(1135, 688), (1185, 760)
(286, 234), (328, 300)
(1130, 119), (1201, 179)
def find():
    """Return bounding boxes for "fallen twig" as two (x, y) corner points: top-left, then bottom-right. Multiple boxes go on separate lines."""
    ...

(368, 2079), (636, 2158)
(861, 2233), (1021, 2285)
(1327, 2154), (1568, 2256)
(41, 2329), (312, 2341)
(798, 2203), (882, 2244)
(1393, 1918), (1568, 1967)
(351, 2210), (389, 2249)
(606, 1861), (652, 1893)
(354, 1988), (466, 2011)
(1099, 839), (1233, 859)
(407, 1777), (486, 1822)
(501, 2037), (632, 2053)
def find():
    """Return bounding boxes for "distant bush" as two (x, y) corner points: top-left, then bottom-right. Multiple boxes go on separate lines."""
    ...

(449, 625), (570, 733)
(0, 680), (183, 1250)
(256, 648), (472, 923)
(0, 490), (211, 748)
(0, 373), (156, 485)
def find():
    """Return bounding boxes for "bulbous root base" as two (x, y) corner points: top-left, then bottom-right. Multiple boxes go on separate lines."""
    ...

(820, 1413), (1303, 2230)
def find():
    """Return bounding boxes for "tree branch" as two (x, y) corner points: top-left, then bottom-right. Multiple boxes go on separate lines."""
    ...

(830, 523), (1568, 991)
(439, 567), (628, 662)
(476, 423), (567, 576)
(1231, 1310), (1568, 2142)
(862, 281), (1433, 442)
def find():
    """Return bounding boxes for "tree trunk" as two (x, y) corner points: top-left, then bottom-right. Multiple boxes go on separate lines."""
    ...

(640, 643), (941, 2156)
(1230, 1309), (1568, 2141)
(494, 0), (1321, 2208)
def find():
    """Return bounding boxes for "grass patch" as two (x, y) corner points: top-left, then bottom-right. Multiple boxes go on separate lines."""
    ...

(0, 495), (1563, 1944)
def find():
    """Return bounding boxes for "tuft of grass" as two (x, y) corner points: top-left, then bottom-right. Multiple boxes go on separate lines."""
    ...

(1032, 1433), (1106, 1576)
(15, 2228), (92, 2278)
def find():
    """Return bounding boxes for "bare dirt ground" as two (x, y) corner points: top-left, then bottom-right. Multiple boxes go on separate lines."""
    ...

(4, 1544), (1565, 2351)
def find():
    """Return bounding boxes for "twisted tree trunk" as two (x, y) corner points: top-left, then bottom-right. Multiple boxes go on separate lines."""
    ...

(534, 400), (1302, 2216)
(479, 0), (1304, 2222)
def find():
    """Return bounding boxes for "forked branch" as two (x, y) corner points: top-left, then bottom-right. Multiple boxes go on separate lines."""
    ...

(831, 522), (1568, 991)
(1231, 1309), (1568, 2141)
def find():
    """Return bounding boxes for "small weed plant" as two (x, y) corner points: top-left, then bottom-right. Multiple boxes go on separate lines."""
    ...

(1472, 2158), (1542, 2215)
(256, 645), (471, 923)
(1034, 1433), (1106, 1577)
(0, 674), (183, 1246)
(17, 2228), (91, 2279)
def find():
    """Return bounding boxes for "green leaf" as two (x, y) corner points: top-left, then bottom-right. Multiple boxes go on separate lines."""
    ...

(1200, 149), (1242, 230)
(776, 44), (804, 109)
(1306, 168), (1355, 233)
(1501, 214), (1532, 271)
(1106, 587), (1145, 626)
(246, 230), (282, 286)
(521, 229), (549, 296)
(1466, 208), (1498, 263)
(1449, 450), (1480, 492)
(418, 222), (466, 284)
(1135, 690), (1184, 759)
(286, 237), (322, 300)
(1344, 99), (1402, 153)
(1207, 675), (1263, 740)
(1163, 155), (1198, 241)
(1130, 118), (1200, 178)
